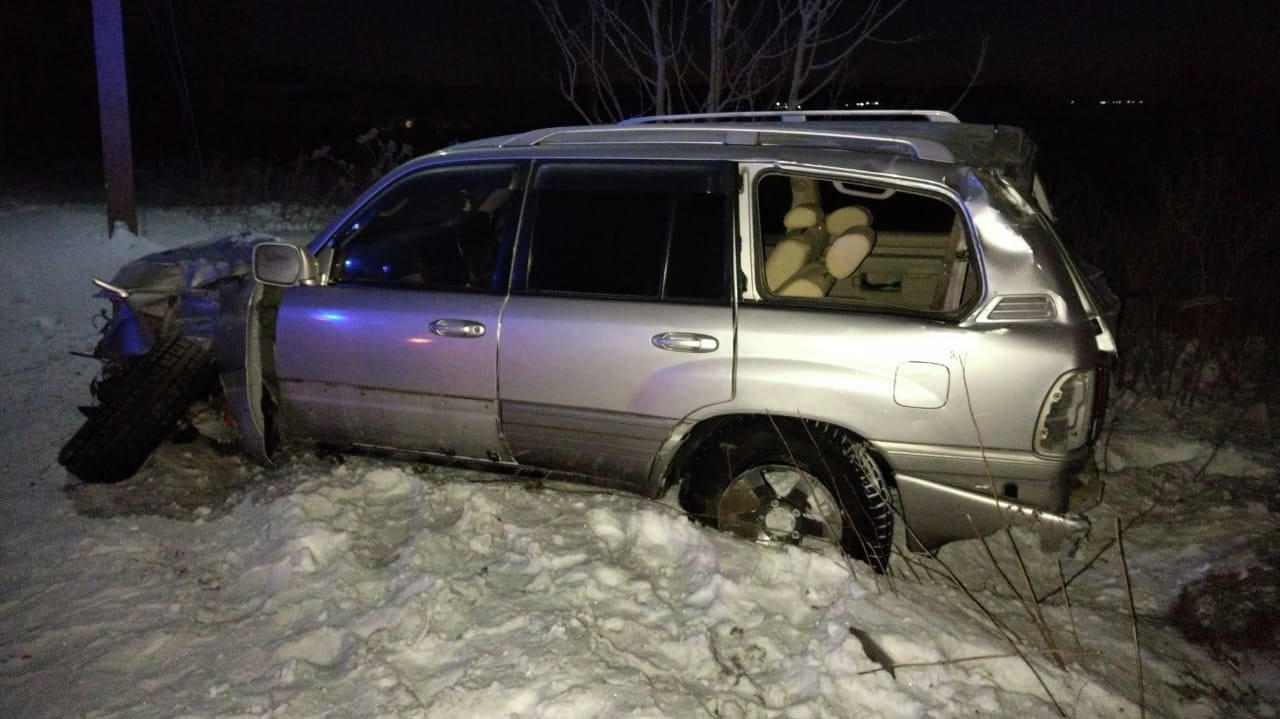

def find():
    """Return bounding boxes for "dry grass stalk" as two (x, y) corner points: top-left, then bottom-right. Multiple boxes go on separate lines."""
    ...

(1057, 559), (1083, 657)
(1116, 518), (1146, 719)
(969, 518), (1066, 671)
(1040, 398), (1250, 603)
(1006, 528), (1065, 670)
(911, 529), (1067, 717)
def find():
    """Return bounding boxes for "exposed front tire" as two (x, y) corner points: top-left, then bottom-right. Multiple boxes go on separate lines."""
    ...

(59, 336), (217, 484)
(680, 419), (894, 572)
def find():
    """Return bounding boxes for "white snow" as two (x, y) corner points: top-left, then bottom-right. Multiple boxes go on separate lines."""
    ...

(1, 201), (1276, 718)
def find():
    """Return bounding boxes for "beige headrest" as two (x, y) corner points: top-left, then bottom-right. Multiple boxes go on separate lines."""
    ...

(790, 177), (822, 207)
(764, 237), (811, 291)
(825, 227), (875, 279)
(783, 204), (823, 230)
(825, 205), (873, 238)
(777, 262), (834, 298)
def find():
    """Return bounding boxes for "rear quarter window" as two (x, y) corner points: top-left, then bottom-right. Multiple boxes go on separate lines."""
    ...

(755, 172), (978, 315)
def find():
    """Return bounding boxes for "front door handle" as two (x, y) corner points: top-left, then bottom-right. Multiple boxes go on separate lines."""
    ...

(651, 332), (719, 353)
(429, 319), (487, 338)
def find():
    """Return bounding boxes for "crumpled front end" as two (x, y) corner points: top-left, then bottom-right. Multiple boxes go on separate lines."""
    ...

(79, 232), (294, 465)
(92, 232), (285, 361)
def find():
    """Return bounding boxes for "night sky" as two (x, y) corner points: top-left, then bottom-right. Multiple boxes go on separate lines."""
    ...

(2, 1), (1278, 169)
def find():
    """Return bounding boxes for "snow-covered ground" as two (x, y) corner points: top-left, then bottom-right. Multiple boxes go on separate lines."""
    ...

(1, 200), (1276, 718)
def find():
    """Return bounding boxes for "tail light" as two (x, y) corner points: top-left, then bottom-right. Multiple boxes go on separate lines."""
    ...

(1034, 369), (1096, 456)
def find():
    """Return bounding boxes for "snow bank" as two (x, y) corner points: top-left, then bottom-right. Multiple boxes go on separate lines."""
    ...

(3, 454), (1147, 718)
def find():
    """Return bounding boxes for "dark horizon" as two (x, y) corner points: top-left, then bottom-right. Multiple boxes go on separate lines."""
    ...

(2, 1), (1277, 176)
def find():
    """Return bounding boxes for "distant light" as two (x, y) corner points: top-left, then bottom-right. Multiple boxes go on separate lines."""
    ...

(402, 118), (416, 129)
(381, 265), (392, 274)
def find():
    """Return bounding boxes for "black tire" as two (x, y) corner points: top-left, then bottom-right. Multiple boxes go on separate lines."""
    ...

(59, 336), (217, 484)
(680, 419), (894, 572)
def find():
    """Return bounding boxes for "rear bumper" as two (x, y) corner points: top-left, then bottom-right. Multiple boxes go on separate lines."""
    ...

(894, 472), (1089, 552)
(875, 441), (1087, 510)
(873, 441), (1090, 551)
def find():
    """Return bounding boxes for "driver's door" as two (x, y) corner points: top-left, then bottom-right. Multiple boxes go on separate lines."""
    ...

(270, 162), (525, 460)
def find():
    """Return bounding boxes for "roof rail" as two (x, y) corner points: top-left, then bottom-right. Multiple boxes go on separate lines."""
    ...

(501, 125), (956, 163)
(620, 109), (960, 125)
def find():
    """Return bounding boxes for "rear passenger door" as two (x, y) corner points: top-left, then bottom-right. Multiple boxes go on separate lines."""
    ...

(498, 161), (736, 491)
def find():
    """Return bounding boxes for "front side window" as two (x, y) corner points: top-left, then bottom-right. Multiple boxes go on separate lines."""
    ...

(755, 172), (977, 314)
(521, 162), (731, 302)
(331, 163), (523, 292)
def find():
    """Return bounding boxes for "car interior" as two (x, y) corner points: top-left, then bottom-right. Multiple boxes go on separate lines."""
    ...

(757, 173), (979, 313)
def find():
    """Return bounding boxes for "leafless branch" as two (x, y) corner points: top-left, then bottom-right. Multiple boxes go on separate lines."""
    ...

(948, 34), (988, 112)
(532, 0), (927, 120)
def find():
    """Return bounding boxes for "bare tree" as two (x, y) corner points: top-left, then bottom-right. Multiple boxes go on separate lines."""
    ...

(533, 0), (694, 121)
(947, 33), (989, 112)
(777, 0), (915, 109)
(531, 0), (919, 122)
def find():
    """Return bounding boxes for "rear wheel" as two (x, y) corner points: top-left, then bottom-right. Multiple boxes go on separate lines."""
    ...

(59, 337), (217, 484)
(680, 419), (893, 572)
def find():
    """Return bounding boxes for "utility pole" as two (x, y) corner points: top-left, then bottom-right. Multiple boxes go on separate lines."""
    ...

(92, 0), (137, 237)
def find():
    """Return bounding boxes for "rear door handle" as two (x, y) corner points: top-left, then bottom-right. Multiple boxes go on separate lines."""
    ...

(429, 319), (486, 338)
(651, 332), (718, 353)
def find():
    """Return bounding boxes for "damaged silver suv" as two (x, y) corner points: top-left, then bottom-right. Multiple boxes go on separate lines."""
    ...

(61, 110), (1117, 571)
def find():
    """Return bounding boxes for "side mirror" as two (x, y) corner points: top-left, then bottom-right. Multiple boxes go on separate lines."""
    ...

(253, 242), (319, 287)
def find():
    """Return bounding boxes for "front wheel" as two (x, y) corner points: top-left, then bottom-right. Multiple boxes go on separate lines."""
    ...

(59, 336), (217, 483)
(680, 420), (894, 572)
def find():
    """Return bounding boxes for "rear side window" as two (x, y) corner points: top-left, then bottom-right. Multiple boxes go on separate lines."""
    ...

(521, 162), (731, 302)
(755, 172), (978, 314)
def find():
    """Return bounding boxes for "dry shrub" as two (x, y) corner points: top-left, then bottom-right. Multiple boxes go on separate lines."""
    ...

(195, 127), (415, 223)
(1169, 542), (1280, 656)
(1059, 156), (1280, 406)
